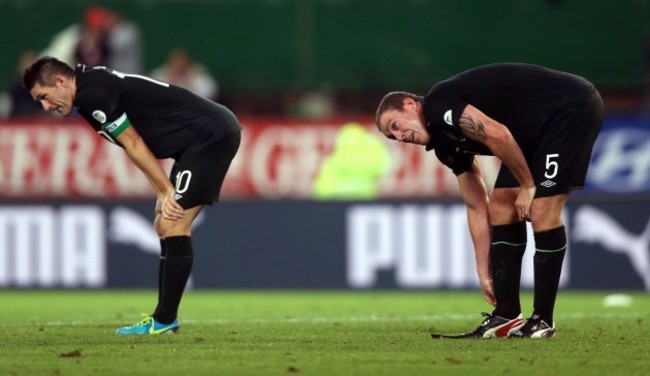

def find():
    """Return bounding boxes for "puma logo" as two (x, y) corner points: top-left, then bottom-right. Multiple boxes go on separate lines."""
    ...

(109, 206), (205, 288)
(573, 205), (650, 290)
(109, 207), (160, 252)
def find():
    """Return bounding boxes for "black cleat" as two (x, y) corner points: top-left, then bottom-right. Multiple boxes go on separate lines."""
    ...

(509, 315), (556, 338)
(431, 312), (525, 339)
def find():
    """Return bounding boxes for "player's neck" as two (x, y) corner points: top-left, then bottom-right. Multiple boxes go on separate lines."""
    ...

(415, 102), (426, 125)
(69, 76), (77, 102)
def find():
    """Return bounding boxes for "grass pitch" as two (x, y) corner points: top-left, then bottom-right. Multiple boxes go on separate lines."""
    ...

(0, 290), (648, 376)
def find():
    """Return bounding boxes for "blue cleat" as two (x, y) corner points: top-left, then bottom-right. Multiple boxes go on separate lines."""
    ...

(115, 315), (180, 335)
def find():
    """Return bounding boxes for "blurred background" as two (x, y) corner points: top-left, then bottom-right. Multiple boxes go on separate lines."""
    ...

(0, 0), (649, 292)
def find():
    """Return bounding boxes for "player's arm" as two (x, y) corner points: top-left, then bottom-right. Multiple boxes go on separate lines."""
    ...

(457, 159), (495, 306)
(459, 104), (536, 220)
(115, 125), (184, 220)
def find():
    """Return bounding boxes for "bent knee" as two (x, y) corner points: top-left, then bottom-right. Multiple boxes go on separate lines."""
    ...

(488, 201), (518, 225)
(529, 203), (564, 231)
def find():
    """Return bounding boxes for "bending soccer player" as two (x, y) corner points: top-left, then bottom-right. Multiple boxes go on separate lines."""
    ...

(375, 63), (603, 338)
(24, 57), (242, 335)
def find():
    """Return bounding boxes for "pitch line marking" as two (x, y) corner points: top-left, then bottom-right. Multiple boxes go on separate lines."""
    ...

(1, 312), (648, 327)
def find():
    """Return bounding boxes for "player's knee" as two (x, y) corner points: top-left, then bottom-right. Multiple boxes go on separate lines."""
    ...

(529, 204), (563, 231)
(489, 188), (520, 224)
(488, 201), (518, 224)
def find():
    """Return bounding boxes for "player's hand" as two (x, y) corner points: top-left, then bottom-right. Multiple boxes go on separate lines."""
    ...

(515, 186), (536, 221)
(480, 277), (496, 306)
(161, 192), (185, 221)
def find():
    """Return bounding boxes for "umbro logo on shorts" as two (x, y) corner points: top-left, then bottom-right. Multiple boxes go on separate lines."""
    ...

(540, 180), (556, 188)
(174, 193), (183, 201)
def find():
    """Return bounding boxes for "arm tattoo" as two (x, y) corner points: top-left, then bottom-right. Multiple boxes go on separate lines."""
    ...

(459, 114), (488, 143)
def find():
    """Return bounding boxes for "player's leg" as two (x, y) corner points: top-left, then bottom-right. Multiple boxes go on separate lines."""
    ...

(153, 198), (165, 318)
(434, 169), (528, 339)
(487, 187), (527, 330)
(432, 195), (527, 339)
(151, 191), (197, 322)
(513, 89), (602, 338)
(531, 193), (569, 324)
(152, 133), (240, 329)
(153, 205), (203, 326)
(116, 131), (241, 335)
(115, 207), (201, 335)
(510, 194), (568, 338)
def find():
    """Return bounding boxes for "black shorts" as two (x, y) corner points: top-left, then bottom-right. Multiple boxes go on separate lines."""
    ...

(494, 87), (604, 197)
(169, 132), (241, 209)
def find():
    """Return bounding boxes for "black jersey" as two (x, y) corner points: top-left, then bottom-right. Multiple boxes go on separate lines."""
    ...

(74, 65), (241, 159)
(422, 63), (596, 175)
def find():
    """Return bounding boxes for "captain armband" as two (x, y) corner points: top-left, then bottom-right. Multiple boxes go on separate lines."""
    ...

(104, 113), (131, 137)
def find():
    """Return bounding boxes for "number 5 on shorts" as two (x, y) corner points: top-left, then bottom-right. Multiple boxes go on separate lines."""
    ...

(544, 154), (559, 179)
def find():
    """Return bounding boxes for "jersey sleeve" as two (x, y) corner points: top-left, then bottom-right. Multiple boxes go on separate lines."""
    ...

(75, 84), (131, 138)
(433, 144), (474, 176)
(422, 80), (469, 137)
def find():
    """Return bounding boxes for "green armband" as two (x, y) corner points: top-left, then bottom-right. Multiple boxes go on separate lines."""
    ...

(104, 113), (131, 137)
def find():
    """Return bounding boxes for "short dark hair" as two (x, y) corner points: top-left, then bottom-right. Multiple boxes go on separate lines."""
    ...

(23, 56), (74, 91)
(375, 91), (423, 133)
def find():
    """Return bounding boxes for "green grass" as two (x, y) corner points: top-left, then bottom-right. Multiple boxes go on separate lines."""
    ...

(0, 290), (649, 376)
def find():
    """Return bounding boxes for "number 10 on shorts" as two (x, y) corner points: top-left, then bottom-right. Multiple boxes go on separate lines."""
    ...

(175, 170), (192, 194)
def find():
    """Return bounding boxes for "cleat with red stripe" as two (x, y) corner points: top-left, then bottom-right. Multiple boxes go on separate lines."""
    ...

(431, 312), (524, 339)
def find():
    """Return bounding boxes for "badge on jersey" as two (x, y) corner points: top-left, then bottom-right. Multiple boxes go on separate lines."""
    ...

(92, 110), (107, 124)
(443, 109), (453, 126)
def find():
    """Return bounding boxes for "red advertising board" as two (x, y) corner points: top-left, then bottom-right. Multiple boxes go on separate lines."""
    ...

(0, 118), (499, 199)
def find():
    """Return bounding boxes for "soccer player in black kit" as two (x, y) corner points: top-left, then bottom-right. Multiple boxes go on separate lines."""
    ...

(376, 63), (603, 338)
(24, 56), (242, 335)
